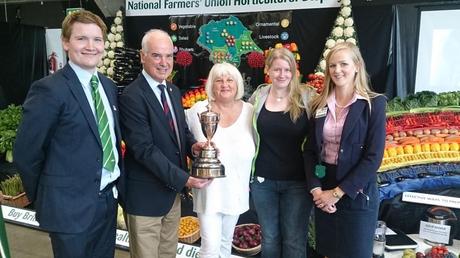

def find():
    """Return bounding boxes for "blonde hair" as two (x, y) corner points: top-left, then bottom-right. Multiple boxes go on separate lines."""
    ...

(205, 62), (245, 101)
(310, 42), (380, 113)
(265, 48), (304, 122)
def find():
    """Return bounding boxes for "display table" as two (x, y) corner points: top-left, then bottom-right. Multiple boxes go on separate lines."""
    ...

(1, 205), (246, 258)
(385, 234), (459, 258)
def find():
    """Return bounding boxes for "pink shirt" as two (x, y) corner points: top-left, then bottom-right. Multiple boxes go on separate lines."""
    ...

(322, 92), (366, 164)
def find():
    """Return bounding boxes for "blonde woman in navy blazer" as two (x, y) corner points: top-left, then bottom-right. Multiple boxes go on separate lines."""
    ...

(304, 42), (386, 258)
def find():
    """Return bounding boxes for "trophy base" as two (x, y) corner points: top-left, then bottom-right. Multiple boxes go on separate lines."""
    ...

(191, 164), (225, 179)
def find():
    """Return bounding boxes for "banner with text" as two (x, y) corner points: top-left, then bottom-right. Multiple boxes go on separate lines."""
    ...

(126, 0), (339, 16)
(168, 11), (291, 88)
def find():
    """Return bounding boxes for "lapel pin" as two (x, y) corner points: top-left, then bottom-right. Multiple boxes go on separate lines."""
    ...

(169, 87), (172, 92)
(113, 105), (117, 111)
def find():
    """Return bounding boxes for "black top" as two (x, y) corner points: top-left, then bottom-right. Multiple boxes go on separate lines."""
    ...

(254, 104), (308, 181)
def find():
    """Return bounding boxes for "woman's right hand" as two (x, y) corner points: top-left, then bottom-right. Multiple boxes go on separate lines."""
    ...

(313, 189), (338, 213)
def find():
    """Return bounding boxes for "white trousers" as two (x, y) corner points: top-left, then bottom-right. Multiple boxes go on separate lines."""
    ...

(197, 212), (240, 258)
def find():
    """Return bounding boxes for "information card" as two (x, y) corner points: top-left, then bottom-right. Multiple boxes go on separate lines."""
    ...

(419, 221), (451, 245)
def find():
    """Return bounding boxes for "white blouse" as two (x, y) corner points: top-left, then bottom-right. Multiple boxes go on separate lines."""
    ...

(185, 100), (255, 215)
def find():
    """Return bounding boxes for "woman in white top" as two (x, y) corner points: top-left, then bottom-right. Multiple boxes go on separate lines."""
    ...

(185, 62), (255, 258)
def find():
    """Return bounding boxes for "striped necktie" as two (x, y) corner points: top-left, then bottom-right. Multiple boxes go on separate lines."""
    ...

(90, 75), (115, 172)
(158, 84), (176, 133)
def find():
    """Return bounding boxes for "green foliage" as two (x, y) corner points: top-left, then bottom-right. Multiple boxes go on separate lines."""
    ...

(0, 104), (22, 162)
(416, 91), (438, 107)
(386, 96), (405, 113)
(0, 174), (24, 196)
(386, 91), (460, 113)
(438, 91), (460, 106)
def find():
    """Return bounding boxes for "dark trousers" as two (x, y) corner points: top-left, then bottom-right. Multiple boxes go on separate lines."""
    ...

(315, 164), (379, 258)
(49, 187), (117, 258)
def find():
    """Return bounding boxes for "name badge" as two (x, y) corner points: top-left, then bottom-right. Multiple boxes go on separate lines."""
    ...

(315, 107), (327, 118)
(315, 164), (326, 178)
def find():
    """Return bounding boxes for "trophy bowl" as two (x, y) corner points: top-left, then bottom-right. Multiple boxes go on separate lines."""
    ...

(191, 105), (225, 178)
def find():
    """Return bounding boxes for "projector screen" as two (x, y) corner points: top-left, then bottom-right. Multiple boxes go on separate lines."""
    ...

(414, 9), (460, 93)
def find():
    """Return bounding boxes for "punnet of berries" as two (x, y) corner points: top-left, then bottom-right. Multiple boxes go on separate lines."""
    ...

(232, 224), (261, 251)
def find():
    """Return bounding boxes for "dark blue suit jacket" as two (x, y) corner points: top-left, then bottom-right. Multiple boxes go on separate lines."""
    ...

(14, 64), (123, 233)
(304, 95), (386, 199)
(119, 74), (195, 216)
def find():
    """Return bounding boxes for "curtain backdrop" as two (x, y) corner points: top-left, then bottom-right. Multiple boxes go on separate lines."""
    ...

(124, 1), (460, 99)
(0, 22), (46, 108)
(3, 2), (460, 105)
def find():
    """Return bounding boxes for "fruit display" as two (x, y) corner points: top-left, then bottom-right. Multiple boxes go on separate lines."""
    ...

(378, 91), (460, 202)
(401, 248), (417, 258)
(232, 223), (261, 255)
(424, 246), (456, 258)
(182, 86), (207, 109)
(306, 72), (325, 93)
(402, 246), (457, 258)
(380, 111), (460, 172)
(178, 216), (200, 243)
(402, 246), (458, 258)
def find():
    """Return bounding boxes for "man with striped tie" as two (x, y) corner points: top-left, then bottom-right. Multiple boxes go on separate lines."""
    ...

(119, 29), (211, 258)
(14, 10), (122, 258)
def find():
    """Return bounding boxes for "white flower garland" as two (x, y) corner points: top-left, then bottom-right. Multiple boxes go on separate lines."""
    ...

(97, 9), (125, 79)
(315, 0), (358, 74)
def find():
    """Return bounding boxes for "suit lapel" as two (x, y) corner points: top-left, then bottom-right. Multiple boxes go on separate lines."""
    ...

(341, 100), (366, 142)
(315, 113), (327, 154)
(64, 65), (101, 148)
(139, 76), (179, 145)
(167, 83), (183, 145)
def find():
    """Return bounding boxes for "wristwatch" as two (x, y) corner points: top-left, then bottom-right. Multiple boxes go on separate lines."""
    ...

(332, 188), (344, 199)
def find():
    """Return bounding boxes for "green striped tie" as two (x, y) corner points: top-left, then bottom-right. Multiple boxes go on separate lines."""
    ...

(90, 75), (115, 172)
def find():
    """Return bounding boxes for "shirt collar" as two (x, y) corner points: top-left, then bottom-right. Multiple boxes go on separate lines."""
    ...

(327, 91), (366, 110)
(69, 61), (98, 88)
(142, 70), (166, 89)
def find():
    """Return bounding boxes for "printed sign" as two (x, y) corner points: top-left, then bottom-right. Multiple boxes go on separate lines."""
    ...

(402, 192), (460, 209)
(419, 220), (451, 245)
(2, 206), (244, 257)
(126, 0), (339, 16)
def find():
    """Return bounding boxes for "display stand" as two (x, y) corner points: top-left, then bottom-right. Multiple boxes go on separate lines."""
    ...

(1, 205), (246, 258)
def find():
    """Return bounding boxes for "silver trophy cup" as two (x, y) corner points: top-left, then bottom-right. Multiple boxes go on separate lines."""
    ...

(191, 104), (225, 178)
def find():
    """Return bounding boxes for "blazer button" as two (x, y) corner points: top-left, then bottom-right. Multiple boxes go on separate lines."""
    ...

(175, 152), (179, 155)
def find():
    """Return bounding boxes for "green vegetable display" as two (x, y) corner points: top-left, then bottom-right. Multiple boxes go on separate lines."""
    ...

(0, 104), (22, 163)
(386, 91), (460, 113)
(0, 174), (24, 196)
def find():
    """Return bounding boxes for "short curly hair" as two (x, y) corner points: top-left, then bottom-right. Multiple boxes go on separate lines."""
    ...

(205, 62), (245, 101)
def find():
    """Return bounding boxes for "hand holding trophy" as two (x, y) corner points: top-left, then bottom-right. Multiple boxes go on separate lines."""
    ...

(191, 104), (225, 178)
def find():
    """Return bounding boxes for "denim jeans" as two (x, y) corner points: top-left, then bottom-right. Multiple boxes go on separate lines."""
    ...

(250, 177), (313, 258)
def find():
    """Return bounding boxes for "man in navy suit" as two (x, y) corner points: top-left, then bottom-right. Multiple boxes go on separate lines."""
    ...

(119, 29), (211, 258)
(14, 10), (122, 258)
